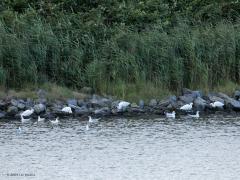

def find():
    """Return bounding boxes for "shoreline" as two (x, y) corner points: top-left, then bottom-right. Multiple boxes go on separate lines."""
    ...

(1, 88), (240, 121)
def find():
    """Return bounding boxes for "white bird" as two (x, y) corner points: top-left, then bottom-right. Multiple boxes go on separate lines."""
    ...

(180, 103), (193, 111)
(188, 111), (200, 118)
(165, 111), (176, 118)
(86, 124), (89, 131)
(38, 116), (45, 122)
(210, 101), (224, 108)
(50, 117), (59, 125)
(88, 116), (100, 123)
(61, 106), (72, 113)
(21, 108), (34, 117)
(17, 127), (22, 133)
(21, 115), (31, 123)
(117, 101), (130, 111)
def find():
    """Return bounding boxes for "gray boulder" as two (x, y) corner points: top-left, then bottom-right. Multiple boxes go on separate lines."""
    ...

(182, 88), (202, 98)
(0, 111), (6, 119)
(194, 97), (207, 111)
(11, 99), (18, 106)
(208, 93), (224, 103)
(67, 99), (78, 107)
(179, 95), (194, 104)
(7, 106), (18, 115)
(90, 95), (112, 108)
(234, 90), (240, 100)
(75, 107), (91, 115)
(17, 103), (25, 110)
(94, 107), (111, 116)
(217, 93), (240, 110)
(158, 95), (177, 107)
(131, 103), (139, 108)
(149, 99), (158, 107)
(34, 103), (46, 114)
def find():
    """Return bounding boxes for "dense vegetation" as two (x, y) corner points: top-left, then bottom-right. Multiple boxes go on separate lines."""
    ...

(0, 1), (239, 99)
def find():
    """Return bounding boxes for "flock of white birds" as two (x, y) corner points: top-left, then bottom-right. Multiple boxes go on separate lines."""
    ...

(165, 100), (224, 119)
(17, 100), (225, 131)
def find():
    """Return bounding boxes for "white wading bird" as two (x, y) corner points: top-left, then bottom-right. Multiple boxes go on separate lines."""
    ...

(50, 117), (59, 125)
(61, 106), (72, 113)
(117, 101), (130, 111)
(38, 116), (45, 122)
(88, 116), (100, 123)
(165, 111), (176, 118)
(210, 101), (224, 108)
(180, 103), (193, 111)
(188, 111), (200, 118)
(21, 108), (34, 117)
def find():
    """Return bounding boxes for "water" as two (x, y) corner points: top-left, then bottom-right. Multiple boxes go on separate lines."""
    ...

(1, 115), (240, 180)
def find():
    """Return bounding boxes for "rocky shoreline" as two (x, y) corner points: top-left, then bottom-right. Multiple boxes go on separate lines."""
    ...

(1, 88), (240, 121)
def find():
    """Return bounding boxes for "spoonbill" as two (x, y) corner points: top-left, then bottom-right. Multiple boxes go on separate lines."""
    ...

(210, 101), (224, 108)
(21, 108), (34, 117)
(165, 111), (176, 118)
(180, 103), (193, 111)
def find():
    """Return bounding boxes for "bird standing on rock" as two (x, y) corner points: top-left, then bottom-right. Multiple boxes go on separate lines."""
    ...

(117, 101), (130, 111)
(21, 108), (34, 117)
(210, 101), (224, 108)
(180, 103), (193, 111)
(61, 107), (72, 113)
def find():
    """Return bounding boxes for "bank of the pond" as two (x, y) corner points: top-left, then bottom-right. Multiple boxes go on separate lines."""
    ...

(1, 87), (240, 121)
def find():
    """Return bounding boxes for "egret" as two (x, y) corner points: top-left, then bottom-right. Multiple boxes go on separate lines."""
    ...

(188, 111), (200, 118)
(210, 101), (224, 108)
(61, 107), (72, 113)
(38, 116), (45, 122)
(50, 117), (59, 125)
(117, 101), (130, 111)
(180, 103), (193, 111)
(165, 111), (176, 118)
(21, 108), (34, 117)
(88, 116), (100, 123)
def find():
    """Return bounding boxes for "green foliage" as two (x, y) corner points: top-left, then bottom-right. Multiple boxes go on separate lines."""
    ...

(0, 0), (239, 99)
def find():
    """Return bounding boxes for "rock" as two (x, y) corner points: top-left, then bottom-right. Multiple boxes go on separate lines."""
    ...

(77, 100), (86, 107)
(149, 99), (158, 107)
(0, 100), (8, 110)
(158, 96), (177, 107)
(67, 99), (78, 107)
(182, 88), (202, 98)
(139, 100), (144, 109)
(17, 103), (25, 110)
(179, 95), (194, 104)
(36, 98), (47, 104)
(80, 87), (93, 94)
(131, 103), (139, 108)
(216, 93), (240, 111)
(194, 97), (207, 111)
(207, 93), (224, 103)
(11, 99), (18, 106)
(234, 90), (240, 100)
(7, 106), (18, 116)
(26, 98), (34, 108)
(94, 107), (111, 116)
(0, 111), (6, 119)
(75, 107), (90, 115)
(90, 95), (112, 108)
(34, 103), (46, 114)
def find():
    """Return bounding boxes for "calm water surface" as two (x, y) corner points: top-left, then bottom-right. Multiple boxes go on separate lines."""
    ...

(1, 115), (240, 180)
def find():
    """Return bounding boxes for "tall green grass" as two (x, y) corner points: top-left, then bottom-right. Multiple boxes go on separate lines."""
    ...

(0, 11), (239, 99)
